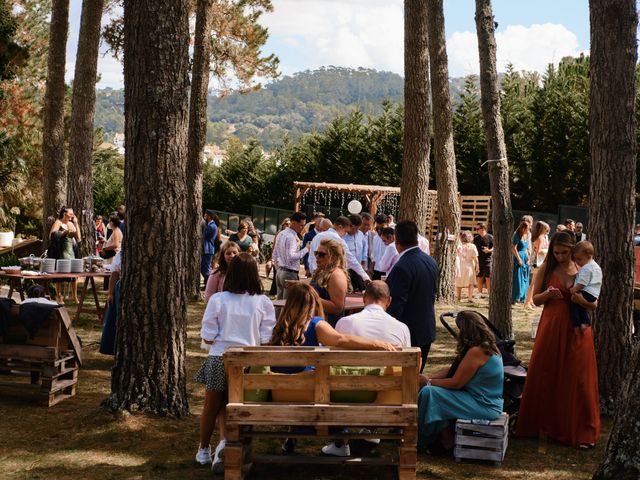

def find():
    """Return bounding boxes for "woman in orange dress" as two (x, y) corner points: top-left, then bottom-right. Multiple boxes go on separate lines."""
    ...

(516, 231), (600, 447)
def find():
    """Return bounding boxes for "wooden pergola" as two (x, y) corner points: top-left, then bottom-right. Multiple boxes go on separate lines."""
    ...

(293, 181), (408, 215)
(293, 180), (492, 237)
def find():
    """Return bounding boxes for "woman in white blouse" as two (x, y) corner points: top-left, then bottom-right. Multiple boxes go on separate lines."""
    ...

(194, 253), (276, 470)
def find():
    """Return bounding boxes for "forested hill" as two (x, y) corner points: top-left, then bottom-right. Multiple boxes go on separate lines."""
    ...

(94, 66), (468, 149)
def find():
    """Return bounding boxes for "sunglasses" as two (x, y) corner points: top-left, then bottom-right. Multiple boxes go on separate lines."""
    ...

(314, 251), (327, 258)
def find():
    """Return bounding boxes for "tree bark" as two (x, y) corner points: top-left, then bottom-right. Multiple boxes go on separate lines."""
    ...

(474, 0), (513, 338)
(426, 0), (460, 304)
(588, 0), (636, 420)
(107, 0), (191, 416)
(41, 0), (69, 245)
(67, 0), (105, 257)
(399, 0), (431, 230)
(186, 0), (215, 299)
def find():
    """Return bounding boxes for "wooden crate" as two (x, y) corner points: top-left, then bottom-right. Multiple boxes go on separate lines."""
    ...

(0, 307), (82, 406)
(454, 413), (508, 466)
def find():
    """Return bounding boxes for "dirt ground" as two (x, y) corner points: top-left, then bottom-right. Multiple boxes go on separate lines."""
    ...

(0, 282), (608, 479)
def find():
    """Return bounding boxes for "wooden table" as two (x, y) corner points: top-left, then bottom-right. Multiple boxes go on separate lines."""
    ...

(272, 293), (365, 313)
(0, 271), (111, 323)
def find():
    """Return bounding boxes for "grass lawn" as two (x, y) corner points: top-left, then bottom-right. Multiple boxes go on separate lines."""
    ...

(0, 282), (608, 479)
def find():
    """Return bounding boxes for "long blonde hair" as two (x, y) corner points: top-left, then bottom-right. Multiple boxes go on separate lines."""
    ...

(311, 238), (351, 291)
(270, 283), (324, 346)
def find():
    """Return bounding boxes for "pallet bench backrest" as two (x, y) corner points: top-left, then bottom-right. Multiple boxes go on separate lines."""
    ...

(224, 346), (420, 427)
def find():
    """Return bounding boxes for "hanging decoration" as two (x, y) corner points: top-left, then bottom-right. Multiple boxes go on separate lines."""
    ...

(347, 200), (363, 214)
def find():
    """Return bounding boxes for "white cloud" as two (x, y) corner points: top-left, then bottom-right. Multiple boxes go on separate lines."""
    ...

(64, 0), (586, 89)
(264, 0), (404, 74)
(447, 23), (585, 77)
(264, 2), (585, 79)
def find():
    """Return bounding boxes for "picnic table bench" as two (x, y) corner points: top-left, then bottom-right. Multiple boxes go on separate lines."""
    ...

(223, 346), (420, 480)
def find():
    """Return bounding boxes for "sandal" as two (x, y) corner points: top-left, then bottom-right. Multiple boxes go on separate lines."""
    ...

(579, 443), (595, 450)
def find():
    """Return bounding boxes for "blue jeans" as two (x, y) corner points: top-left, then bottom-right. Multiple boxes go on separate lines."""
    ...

(201, 253), (214, 286)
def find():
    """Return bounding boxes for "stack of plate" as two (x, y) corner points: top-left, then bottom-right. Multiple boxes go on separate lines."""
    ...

(42, 258), (57, 273)
(70, 259), (84, 273)
(56, 259), (71, 273)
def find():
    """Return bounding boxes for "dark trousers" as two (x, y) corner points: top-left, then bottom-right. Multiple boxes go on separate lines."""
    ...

(269, 267), (278, 296)
(348, 269), (365, 292)
(569, 291), (597, 328)
(420, 343), (431, 373)
(372, 270), (385, 281)
(201, 253), (214, 288)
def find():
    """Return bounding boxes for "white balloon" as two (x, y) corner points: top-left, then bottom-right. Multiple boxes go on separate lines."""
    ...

(347, 200), (363, 214)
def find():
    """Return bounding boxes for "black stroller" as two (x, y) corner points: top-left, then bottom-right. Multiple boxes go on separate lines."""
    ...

(439, 311), (527, 432)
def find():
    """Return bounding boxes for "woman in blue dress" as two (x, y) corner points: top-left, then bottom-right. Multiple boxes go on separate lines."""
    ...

(417, 311), (503, 454)
(511, 220), (531, 304)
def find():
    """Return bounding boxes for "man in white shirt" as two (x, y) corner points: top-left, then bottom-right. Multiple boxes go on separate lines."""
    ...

(274, 211), (309, 299)
(343, 214), (368, 291)
(308, 217), (371, 285)
(335, 280), (411, 346)
(360, 213), (376, 274)
(371, 214), (389, 279)
(376, 227), (399, 276)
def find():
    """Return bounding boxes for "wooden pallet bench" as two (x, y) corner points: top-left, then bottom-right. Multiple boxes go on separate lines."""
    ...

(0, 306), (82, 406)
(223, 346), (420, 480)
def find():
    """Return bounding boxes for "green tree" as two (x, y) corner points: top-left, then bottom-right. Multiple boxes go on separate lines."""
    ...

(528, 56), (590, 211)
(453, 76), (489, 196)
(500, 64), (538, 209)
(0, 1), (28, 82)
(92, 147), (124, 218)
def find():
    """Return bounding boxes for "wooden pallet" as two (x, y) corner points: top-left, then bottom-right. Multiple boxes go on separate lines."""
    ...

(0, 307), (81, 406)
(223, 346), (421, 480)
(426, 195), (491, 240)
(454, 413), (509, 466)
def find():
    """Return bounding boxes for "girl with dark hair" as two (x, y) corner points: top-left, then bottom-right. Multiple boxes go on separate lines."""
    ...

(417, 311), (503, 454)
(100, 212), (122, 261)
(195, 253), (276, 470)
(49, 206), (81, 304)
(228, 221), (252, 252)
(516, 232), (600, 448)
(511, 220), (531, 304)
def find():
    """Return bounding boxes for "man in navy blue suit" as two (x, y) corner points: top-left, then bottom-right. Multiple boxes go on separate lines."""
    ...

(386, 220), (438, 372)
(201, 209), (218, 288)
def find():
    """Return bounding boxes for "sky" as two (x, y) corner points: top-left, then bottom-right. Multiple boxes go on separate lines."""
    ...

(65, 0), (591, 89)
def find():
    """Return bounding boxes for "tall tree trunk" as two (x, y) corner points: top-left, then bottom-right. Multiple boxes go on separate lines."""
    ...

(593, 344), (640, 479)
(186, 0), (215, 299)
(475, 0), (513, 338)
(106, 0), (191, 416)
(399, 0), (431, 230)
(67, 0), (105, 257)
(588, 0), (636, 419)
(41, 0), (69, 245)
(426, 0), (460, 304)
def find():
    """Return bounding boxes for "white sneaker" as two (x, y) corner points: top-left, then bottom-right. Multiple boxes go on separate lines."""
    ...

(211, 440), (225, 474)
(195, 446), (212, 465)
(321, 442), (351, 457)
(359, 428), (381, 444)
